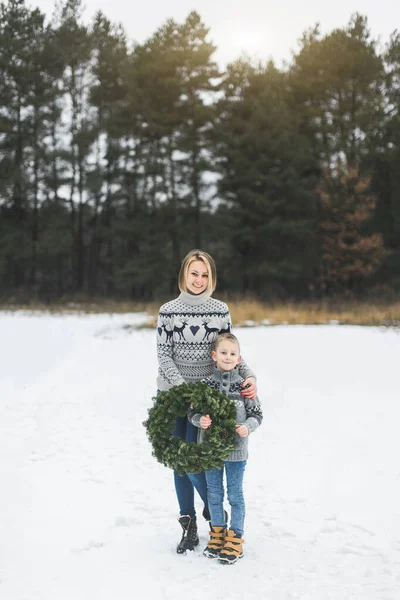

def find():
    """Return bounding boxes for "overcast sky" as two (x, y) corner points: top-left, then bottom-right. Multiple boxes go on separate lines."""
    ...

(32, 0), (400, 66)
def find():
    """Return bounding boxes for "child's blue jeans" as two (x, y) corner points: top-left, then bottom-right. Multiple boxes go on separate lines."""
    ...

(205, 460), (247, 536)
(173, 416), (208, 517)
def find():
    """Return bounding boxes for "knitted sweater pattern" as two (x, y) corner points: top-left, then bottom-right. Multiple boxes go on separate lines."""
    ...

(156, 291), (255, 391)
(188, 366), (263, 462)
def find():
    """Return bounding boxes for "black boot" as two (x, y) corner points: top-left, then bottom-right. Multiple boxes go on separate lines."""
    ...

(176, 515), (199, 554)
(202, 506), (228, 525)
(202, 506), (211, 521)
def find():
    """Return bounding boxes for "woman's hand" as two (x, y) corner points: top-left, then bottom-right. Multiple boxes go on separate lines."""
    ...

(200, 414), (212, 429)
(236, 424), (249, 437)
(241, 377), (257, 399)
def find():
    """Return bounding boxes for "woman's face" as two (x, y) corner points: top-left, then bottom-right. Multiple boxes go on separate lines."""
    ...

(185, 260), (209, 295)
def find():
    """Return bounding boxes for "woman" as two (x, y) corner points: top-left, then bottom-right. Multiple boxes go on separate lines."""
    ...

(156, 249), (257, 554)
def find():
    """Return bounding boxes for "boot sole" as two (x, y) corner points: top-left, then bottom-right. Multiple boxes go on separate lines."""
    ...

(176, 539), (199, 554)
(218, 552), (244, 565)
(203, 549), (220, 558)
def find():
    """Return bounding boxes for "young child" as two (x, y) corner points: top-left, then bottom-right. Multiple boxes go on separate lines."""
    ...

(188, 333), (263, 564)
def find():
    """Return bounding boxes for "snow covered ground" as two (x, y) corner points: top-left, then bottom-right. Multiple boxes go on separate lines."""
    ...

(0, 311), (399, 600)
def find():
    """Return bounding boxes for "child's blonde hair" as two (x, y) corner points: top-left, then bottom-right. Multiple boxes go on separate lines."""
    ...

(214, 332), (240, 352)
(178, 249), (217, 297)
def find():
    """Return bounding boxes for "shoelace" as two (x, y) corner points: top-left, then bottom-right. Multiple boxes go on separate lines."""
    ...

(187, 520), (198, 541)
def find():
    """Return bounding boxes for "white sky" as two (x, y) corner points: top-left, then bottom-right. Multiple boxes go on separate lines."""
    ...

(32, 0), (400, 67)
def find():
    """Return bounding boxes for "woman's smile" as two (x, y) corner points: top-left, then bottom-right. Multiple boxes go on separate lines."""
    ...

(186, 260), (209, 295)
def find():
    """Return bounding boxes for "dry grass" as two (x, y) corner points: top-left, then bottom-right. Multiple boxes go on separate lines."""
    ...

(225, 299), (400, 327)
(2, 297), (399, 327)
(0, 298), (151, 315)
(136, 298), (400, 328)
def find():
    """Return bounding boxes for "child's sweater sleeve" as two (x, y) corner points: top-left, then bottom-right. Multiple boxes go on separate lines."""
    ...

(188, 409), (202, 428)
(243, 395), (263, 434)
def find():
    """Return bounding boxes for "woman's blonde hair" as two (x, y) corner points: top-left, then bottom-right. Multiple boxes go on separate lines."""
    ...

(178, 249), (217, 297)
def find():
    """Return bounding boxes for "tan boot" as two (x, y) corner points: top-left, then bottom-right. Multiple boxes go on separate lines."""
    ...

(218, 529), (244, 564)
(203, 525), (226, 558)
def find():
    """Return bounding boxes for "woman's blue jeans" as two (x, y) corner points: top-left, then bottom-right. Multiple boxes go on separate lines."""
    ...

(173, 416), (208, 517)
(206, 460), (247, 536)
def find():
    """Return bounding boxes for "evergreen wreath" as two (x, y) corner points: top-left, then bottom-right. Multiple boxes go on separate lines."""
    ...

(143, 381), (237, 475)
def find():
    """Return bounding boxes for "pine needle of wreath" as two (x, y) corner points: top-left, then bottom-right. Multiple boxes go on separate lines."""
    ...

(143, 382), (237, 475)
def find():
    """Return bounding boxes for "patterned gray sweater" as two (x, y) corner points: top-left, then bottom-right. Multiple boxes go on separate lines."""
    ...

(188, 366), (263, 462)
(156, 291), (255, 391)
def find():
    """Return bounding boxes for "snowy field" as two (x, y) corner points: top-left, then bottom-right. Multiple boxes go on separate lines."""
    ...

(0, 311), (399, 600)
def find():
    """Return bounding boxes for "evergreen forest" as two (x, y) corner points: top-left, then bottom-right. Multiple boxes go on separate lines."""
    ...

(1, 0), (400, 302)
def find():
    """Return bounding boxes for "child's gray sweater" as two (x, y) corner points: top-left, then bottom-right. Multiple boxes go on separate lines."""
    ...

(156, 291), (255, 391)
(188, 366), (263, 462)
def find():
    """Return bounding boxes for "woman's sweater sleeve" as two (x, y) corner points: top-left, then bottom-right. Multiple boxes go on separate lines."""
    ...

(156, 311), (185, 386)
(238, 358), (256, 381)
(243, 395), (263, 433)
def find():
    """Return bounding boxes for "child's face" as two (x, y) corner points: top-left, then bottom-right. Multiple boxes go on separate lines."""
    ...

(212, 340), (241, 371)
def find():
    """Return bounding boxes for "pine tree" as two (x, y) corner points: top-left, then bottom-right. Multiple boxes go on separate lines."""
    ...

(290, 14), (386, 295)
(290, 14), (385, 168)
(369, 32), (400, 291)
(173, 11), (221, 249)
(215, 59), (318, 297)
(54, 0), (94, 293)
(0, 0), (54, 293)
(88, 12), (129, 295)
(317, 163), (385, 293)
